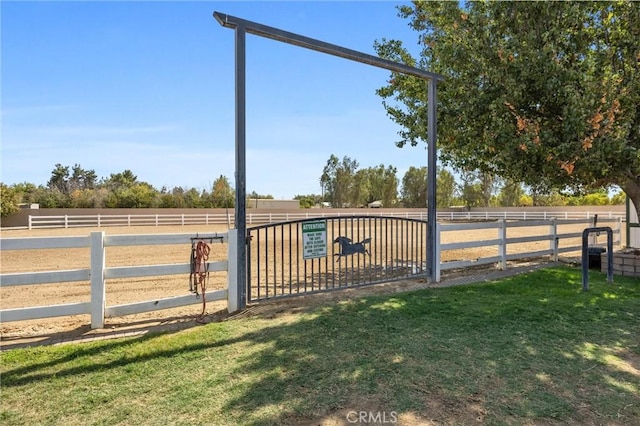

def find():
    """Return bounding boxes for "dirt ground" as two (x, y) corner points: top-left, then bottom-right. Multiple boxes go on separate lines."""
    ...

(0, 221), (618, 347)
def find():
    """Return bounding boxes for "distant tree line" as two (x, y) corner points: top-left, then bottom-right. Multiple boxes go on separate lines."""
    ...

(317, 155), (625, 209)
(1, 164), (239, 216)
(0, 160), (626, 217)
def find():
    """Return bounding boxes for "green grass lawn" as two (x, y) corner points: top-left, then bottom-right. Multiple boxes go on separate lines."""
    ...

(1, 266), (638, 425)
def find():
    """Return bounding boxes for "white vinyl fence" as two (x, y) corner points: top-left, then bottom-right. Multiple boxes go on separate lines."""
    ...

(0, 218), (622, 329)
(26, 210), (625, 229)
(434, 218), (622, 281)
(0, 230), (238, 329)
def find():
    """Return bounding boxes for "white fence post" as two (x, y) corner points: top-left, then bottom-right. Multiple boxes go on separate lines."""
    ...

(550, 218), (558, 262)
(227, 228), (239, 313)
(499, 219), (507, 270)
(64, 215), (69, 228)
(28, 215), (33, 230)
(90, 231), (106, 329)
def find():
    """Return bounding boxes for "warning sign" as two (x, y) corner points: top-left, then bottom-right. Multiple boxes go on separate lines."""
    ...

(302, 220), (327, 259)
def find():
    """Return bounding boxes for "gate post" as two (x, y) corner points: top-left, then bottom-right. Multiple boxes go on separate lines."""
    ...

(434, 222), (441, 282)
(227, 228), (240, 313)
(426, 78), (438, 282)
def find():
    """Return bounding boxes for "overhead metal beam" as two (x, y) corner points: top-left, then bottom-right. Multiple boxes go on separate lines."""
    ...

(214, 11), (444, 309)
(214, 12), (444, 82)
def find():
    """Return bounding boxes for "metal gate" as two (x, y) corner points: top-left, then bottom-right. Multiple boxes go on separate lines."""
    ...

(246, 216), (428, 302)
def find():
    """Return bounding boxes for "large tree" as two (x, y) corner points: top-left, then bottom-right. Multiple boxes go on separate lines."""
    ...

(400, 166), (458, 207)
(47, 163), (70, 194)
(212, 175), (235, 208)
(375, 2), (640, 217)
(320, 155), (359, 208)
(436, 168), (457, 208)
(367, 164), (399, 207)
(498, 180), (525, 207)
(401, 166), (427, 207)
(0, 183), (20, 217)
(102, 169), (138, 190)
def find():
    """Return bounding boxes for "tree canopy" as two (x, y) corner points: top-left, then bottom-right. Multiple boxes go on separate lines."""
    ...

(375, 1), (640, 216)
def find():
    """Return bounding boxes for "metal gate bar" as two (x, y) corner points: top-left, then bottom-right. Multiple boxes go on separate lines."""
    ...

(247, 216), (428, 303)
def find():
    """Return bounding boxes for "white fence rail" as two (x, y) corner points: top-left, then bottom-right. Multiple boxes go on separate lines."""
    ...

(0, 218), (622, 329)
(27, 210), (626, 229)
(434, 218), (622, 281)
(0, 230), (239, 329)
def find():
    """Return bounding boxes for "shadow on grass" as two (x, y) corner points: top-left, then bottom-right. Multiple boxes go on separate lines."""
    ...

(1, 266), (638, 425)
(220, 267), (640, 424)
(0, 313), (205, 352)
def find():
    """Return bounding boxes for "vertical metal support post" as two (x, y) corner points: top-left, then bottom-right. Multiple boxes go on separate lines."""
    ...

(426, 79), (438, 282)
(581, 226), (613, 292)
(434, 222), (441, 282)
(227, 228), (239, 312)
(235, 26), (247, 310)
(581, 232), (590, 292)
(606, 229), (613, 282)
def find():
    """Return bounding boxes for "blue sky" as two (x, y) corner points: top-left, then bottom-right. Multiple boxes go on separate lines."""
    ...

(2, 1), (430, 199)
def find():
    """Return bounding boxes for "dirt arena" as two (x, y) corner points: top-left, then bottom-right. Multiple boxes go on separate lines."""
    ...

(0, 221), (621, 341)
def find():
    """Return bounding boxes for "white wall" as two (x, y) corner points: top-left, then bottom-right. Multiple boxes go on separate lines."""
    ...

(630, 199), (639, 248)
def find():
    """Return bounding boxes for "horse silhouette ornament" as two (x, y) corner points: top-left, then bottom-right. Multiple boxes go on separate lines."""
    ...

(334, 236), (371, 261)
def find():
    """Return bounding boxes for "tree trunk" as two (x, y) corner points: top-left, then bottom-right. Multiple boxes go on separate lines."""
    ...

(622, 179), (640, 227)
